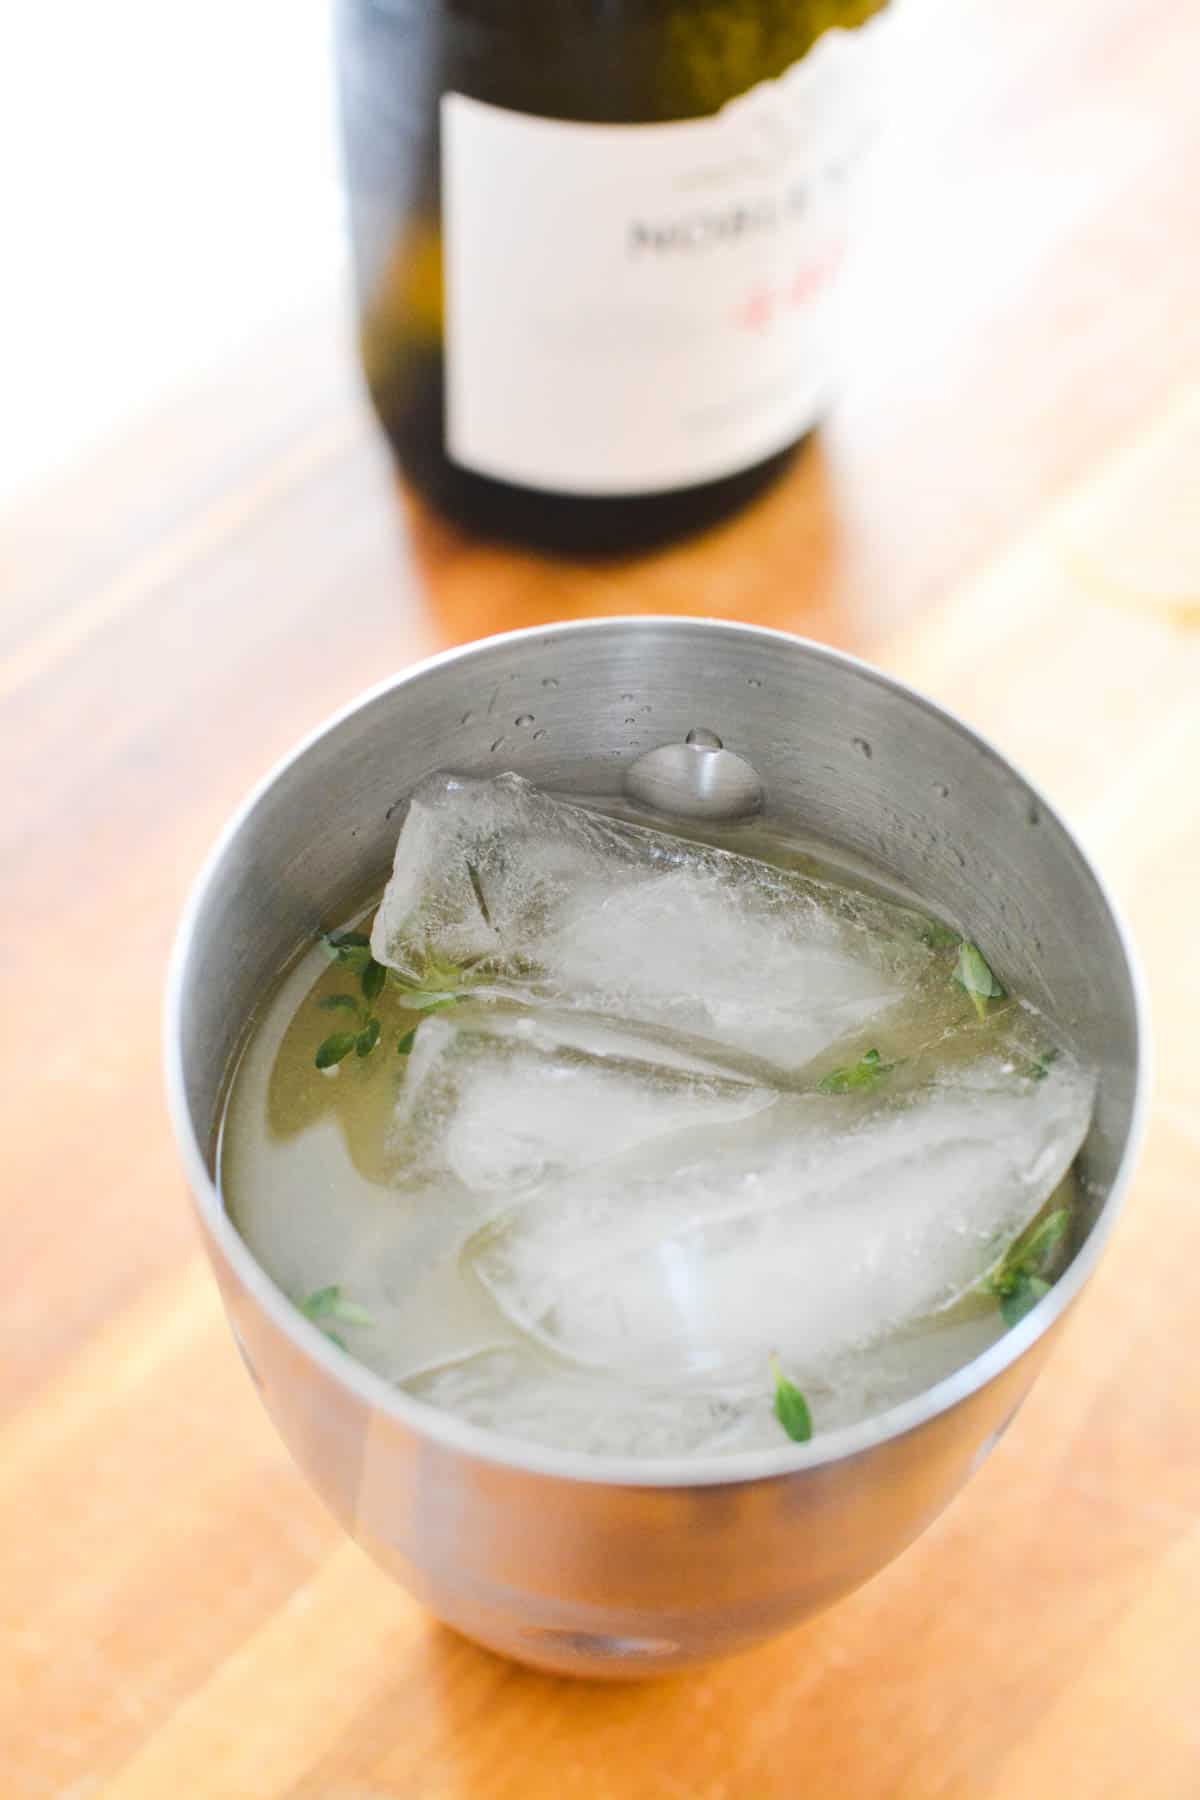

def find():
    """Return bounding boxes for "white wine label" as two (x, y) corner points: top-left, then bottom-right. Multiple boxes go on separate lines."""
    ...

(441, 18), (887, 496)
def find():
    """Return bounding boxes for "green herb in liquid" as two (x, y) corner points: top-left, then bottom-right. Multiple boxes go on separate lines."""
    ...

(770, 1355), (813, 1443)
(953, 941), (1006, 1021)
(297, 1285), (376, 1350)
(817, 1046), (897, 1094)
(981, 1207), (1072, 1328)
(313, 930), (459, 1067)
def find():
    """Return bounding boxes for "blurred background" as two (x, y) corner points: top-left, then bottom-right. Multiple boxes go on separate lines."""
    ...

(1, 0), (342, 504)
(7, 0), (1195, 645)
(3, 1), (1199, 1793)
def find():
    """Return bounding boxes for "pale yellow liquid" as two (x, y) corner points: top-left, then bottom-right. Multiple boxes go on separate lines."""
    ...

(220, 817), (1082, 1457)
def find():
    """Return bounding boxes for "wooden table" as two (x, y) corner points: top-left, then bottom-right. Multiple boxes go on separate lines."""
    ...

(4, 0), (1199, 1792)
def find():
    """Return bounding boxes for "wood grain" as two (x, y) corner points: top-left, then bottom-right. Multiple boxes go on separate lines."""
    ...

(3, 0), (1199, 1793)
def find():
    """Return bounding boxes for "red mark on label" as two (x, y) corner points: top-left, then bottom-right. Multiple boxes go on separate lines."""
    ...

(788, 243), (846, 307)
(788, 266), (826, 307)
(733, 288), (774, 332)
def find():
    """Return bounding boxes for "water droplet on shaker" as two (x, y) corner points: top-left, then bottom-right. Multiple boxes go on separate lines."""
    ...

(625, 730), (761, 821)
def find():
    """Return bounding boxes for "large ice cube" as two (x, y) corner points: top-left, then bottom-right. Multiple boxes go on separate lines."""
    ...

(405, 1345), (768, 1458)
(401, 1315), (1014, 1453)
(464, 1055), (1094, 1387)
(391, 1010), (776, 1193)
(372, 773), (936, 1075)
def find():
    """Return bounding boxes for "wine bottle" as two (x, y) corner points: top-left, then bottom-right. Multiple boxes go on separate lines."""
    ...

(336, 1), (890, 555)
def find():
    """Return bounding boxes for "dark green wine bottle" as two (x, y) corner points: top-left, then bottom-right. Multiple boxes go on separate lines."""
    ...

(336, 1), (890, 555)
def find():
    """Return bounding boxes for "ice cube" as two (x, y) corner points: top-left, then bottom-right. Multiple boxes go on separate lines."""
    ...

(372, 773), (935, 1075)
(391, 1010), (777, 1193)
(464, 1054), (1094, 1387)
(405, 1345), (767, 1458)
